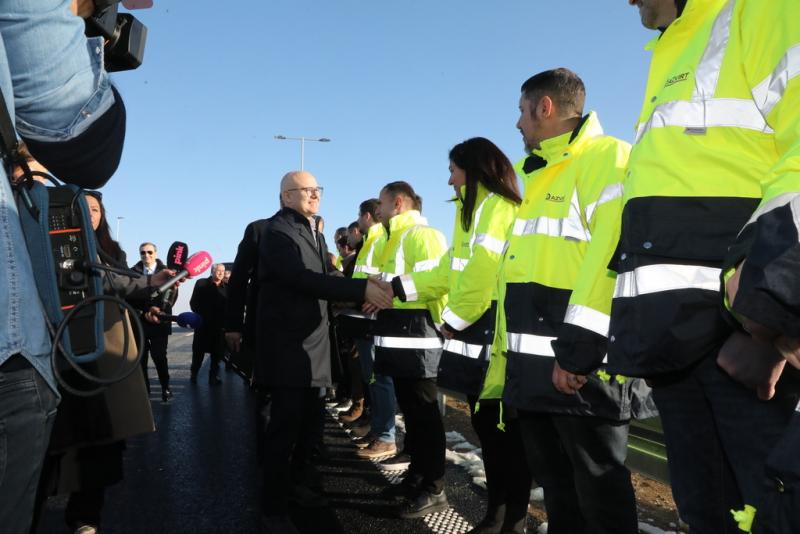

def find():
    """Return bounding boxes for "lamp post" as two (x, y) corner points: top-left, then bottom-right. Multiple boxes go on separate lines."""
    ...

(115, 216), (124, 241)
(274, 135), (331, 170)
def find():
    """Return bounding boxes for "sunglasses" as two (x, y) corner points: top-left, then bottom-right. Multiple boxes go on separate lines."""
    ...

(140, 250), (155, 256)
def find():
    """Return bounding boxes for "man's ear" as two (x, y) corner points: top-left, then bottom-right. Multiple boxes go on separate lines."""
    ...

(538, 95), (554, 120)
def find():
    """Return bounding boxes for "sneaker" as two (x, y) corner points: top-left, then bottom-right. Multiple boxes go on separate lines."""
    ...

(349, 422), (372, 438)
(376, 452), (411, 471)
(352, 435), (375, 449)
(398, 489), (449, 519)
(333, 399), (352, 412)
(74, 526), (98, 534)
(356, 439), (397, 459)
(261, 515), (300, 534)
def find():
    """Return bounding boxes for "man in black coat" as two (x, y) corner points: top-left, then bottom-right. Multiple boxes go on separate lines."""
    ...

(190, 264), (228, 385)
(131, 242), (177, 402)
(257, 171), (392, 534)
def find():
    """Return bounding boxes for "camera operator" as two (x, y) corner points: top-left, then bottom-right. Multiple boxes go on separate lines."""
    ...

(0, 2), (129, 531)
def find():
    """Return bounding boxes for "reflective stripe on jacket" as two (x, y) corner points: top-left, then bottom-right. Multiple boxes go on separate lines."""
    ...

(373, 210), (448, 378)
(609, 0), (800, 377)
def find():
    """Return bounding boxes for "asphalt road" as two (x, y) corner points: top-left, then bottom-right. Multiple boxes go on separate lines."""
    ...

(40, 329), (513, 534)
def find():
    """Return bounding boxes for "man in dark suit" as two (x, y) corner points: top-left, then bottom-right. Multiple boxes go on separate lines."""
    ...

(190, 264), (228, 385)
(131, 242), (178, 403)
(257, 171), (392, 534)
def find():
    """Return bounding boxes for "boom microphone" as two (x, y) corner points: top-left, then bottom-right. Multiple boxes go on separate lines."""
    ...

(150, 251), (213, 298)
(166, 241), (189, 270)
(156, 311), (203, 329)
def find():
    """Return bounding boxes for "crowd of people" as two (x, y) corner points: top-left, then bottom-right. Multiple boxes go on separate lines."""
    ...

(1, 1), (800, 534)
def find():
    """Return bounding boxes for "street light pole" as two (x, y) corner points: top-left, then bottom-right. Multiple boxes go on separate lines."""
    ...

(274, 135), (331, 170)
(116, 216), (124, 241)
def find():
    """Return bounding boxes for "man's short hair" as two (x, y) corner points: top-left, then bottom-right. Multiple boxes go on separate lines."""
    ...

(347, 221), (359, 232)
(382, 181), (423, 213)
(359, 198), (379, 219)
(334, 226), (347, 239)
(520, 68), (585, 118)
(139, 242), (157, 252)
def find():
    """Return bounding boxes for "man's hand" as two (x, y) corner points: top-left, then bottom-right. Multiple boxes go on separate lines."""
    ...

(149, 269), (180, 288)
(774, 335), (800, 370)
(225, 332), (243, 353)
(144, 306), (162, 324)
(364, 277), (393, 311)
(718, 332), (787, 400)
(552, 361), (588, 395)
(726, 262), (779, 343)
(440, 324), (455, 340)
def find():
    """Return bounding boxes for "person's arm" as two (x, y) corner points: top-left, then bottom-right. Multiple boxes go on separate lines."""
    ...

(393, 252), (450, 303)
(726, 1), (800, 339)
(260, 228), (368, 303)
(225, 222), (259, 333)
(553, 140), (630, 379)
(1, 0), (125, 188)
(440, 196), (515, 332)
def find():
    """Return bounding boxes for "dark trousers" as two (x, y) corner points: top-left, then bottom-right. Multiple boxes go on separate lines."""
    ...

(469, 399), (532, 533)
(140, 333), (169, 393)
(65, 488), (105, 528)
(651, 354), (797, 534)
(518, 411), (637, 534)
(262, 387), (324, 516)
(393, 377), (445, 493)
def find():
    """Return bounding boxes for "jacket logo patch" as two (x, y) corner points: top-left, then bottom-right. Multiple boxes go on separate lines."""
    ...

(664, 72), (690, 87)
(545, 193), (565, 202)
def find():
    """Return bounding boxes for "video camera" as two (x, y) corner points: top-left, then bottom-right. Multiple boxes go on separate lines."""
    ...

(85, 0), (149, 72)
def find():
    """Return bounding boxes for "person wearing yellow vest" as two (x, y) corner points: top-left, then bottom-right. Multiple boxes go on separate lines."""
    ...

(344, 199), (399, 460)
(609, 2), (800, 533)
(483, 69), (640, 534)
(371, 181), (450, 519)
(389, 138), (531, 534)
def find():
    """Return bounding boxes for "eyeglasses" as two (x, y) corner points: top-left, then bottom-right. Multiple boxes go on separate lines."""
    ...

(286, 186), (324, 197)
(140, 250), (155, 256)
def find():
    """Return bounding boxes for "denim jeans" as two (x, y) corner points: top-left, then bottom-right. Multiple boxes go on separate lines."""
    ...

(356, 338), (396, 442)
(651, 354), (798, 534)
(0, 360), (59, 534)
(0, 0), (116, 391)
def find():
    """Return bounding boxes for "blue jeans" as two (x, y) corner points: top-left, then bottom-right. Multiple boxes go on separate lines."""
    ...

(0, 360), (59, 534)
(0, 0), (116, 390)
(356, 338), (396, 443)
(651, 354), (798, 534)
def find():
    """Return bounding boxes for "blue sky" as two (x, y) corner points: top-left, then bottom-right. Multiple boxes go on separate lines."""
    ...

(102, 0), (655, 311)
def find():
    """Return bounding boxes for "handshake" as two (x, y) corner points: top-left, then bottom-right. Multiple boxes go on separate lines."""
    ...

(363, 277), (394, 313)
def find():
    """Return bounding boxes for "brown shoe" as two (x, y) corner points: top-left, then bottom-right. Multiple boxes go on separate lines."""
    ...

(339, 398), (364, 424)
(353, 435), (375, 449)
(356, 439), (397, 459)
(349, 422), (372, 438)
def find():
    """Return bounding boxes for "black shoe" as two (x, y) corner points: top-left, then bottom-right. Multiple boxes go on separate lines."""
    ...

(398, 488), (448, 519)
(379, 472), (422, 500)
(261, 514), (299, 534)
(288, 483), (328, 508)
(161, 388), (173, 403)
(209, 375), (222, 386)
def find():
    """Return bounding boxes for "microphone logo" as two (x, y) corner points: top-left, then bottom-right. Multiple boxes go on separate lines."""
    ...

(190, 254), (211, 276)
(173, 244), (185, 266)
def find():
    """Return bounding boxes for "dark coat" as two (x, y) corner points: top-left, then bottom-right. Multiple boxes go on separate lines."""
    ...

(130, 258), (177, 336)
(255, 207), (366, 388)
(224, 217), (274, 347)
(190, 277), (228, 353)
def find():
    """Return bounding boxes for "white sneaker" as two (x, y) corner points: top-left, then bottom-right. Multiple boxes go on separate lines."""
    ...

(74, 525), (98, 534)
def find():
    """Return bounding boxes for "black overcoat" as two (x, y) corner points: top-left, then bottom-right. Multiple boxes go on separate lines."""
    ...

(255, 207), (366, 388)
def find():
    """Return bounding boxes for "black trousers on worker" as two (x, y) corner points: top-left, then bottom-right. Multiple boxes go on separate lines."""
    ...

(140, 334), (170, 394)
(468, 399), (531, 533)
(518, 411), (637, 534)
(394, 377), (446, 494)
(262, 387), (324, 516)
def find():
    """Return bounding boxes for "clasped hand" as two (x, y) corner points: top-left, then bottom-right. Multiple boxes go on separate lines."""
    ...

(363, 277), (393, 313)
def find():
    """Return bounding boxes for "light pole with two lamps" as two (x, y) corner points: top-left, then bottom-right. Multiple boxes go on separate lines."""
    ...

(273, 135), (331, 170)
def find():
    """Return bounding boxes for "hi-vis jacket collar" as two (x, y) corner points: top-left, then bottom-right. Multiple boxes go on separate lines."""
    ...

(531, 112), (604, 167)
(387, 209), (426, 236)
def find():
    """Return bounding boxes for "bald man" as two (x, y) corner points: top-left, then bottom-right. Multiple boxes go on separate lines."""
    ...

(256, 171), (392, 533)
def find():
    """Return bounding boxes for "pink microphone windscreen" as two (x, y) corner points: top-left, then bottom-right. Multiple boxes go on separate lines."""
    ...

(185, 251), (213, 277)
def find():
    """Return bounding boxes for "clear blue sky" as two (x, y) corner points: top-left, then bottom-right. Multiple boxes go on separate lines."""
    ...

(101, 0), (655, 312)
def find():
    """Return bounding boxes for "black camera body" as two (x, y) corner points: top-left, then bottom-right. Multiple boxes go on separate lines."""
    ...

(85, 1), (147, 72)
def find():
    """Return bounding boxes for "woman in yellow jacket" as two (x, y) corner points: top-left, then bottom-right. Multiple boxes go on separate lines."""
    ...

(392, 137), (531, 533)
